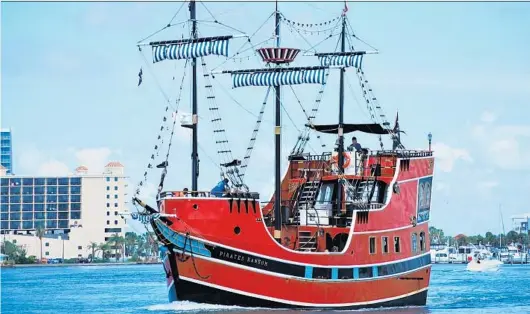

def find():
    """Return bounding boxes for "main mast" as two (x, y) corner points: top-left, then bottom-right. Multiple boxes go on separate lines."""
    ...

(273, 1), (282, 243)
(190, 0), (199, 192)
(337, 10), (347, 213)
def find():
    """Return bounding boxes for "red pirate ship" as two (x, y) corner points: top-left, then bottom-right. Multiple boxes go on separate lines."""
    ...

(133, 0), (435, 309)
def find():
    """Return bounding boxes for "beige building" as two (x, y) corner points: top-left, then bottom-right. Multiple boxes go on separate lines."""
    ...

(1, 162), (129, 260)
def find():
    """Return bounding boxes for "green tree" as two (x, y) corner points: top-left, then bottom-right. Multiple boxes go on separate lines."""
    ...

(35, 227), (45, 261)
(125, 232), (138, 257)
(98, 242), (111, 260)
(88, 242), (100, 262)
(107, 233), (125, 262)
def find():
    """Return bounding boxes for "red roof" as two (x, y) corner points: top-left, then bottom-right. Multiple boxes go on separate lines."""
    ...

(0, 165), (6, 170)
(75, 165), (88, 171)
(105, 161), (124, 168)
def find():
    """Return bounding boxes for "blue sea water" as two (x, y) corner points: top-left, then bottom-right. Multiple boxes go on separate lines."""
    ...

(1, 264), (530, 314)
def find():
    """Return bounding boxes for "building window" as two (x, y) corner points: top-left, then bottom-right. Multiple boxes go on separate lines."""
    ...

(114, 186), (118, 191)
(45, 252), (49, 256)
(107, 211), (110, 216)
(105, 228), (122, 233)
(106, 177), (110, 182)
(419, 232), (426, 252)
(369, 237), (376, 254)
(78, 246), (82, 250)
(114, 211), (118, 216)
(394, 237), (401, 253)
(382, 237), (389, 254)
(114, 177), (118, 182)
(412, 233), (418, 253)
(106, 203), (110, 208)
(106, 186), (110, 191)
(45, 242), (49, 247)
(114, 203), (118, 208)
(114, 195), (118, 199)
(107, 220), (110, 225)
(106, 195), (110, 199)
(114, 220), (118, 225)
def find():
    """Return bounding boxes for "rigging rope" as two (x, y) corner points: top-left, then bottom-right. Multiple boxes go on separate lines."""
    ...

(199, 56), (244, 188)
(237, 87), (272, 184)
(133, 56), (189, 203)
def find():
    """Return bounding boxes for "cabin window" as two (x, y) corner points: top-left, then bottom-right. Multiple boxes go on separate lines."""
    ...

(419, 232), (426, 252)
(315, 183), (335, 206)
(382, 237), (389, 254)
(412, 233), (418, 253)
(394, 237), (401, 253)
(369, 237), (376, 254)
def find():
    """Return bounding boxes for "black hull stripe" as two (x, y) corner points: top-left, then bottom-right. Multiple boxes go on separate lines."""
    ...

(172, 276), (428, 309)
(155, 220), (431, 281)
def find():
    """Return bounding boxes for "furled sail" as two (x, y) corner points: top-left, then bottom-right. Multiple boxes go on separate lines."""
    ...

(316, 51), (365, 68)
(229, 66), (329, 88)
(150, 35), (232, 63)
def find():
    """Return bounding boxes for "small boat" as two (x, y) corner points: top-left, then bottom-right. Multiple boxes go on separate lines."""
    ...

(466, 253), (502, 272)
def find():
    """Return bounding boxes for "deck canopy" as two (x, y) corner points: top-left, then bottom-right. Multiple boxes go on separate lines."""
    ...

(307, 123), (390, 135)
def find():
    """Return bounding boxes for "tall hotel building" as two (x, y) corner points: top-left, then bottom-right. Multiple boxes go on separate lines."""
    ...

(0, 162), (129, 260)
(1, 128), (13, 174)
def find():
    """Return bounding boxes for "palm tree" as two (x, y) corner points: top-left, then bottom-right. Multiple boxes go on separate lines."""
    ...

(88, 242), (99, 262)
(124, 232), (138, 257)
(107, 233), (125, 262)
(98, 242), (111, 260)
(35, 227), (45, 262)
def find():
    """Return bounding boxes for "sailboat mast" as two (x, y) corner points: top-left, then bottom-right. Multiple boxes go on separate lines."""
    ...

(273, 0), (282, 242)
(337, 10), (347, 213)
(190, 0), (199, 192)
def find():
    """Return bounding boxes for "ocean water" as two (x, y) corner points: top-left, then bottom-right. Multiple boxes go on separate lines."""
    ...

(1, 263), (529, 314)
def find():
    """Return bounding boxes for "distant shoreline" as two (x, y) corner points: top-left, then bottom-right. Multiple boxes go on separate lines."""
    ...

(1, 262), (160, 268)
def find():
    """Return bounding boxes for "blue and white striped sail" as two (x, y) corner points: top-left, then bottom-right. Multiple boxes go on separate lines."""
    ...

(232, 68), (328, 88)
(151, 39), (229, 63)
(318, 54), (363, 68)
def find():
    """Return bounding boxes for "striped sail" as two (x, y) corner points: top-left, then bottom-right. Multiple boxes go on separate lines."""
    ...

(152, 39), (229, 63)
(232, 68), (328, 88)
(318, 54), (363, 68)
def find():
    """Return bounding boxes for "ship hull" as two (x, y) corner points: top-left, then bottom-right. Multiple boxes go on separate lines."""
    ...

(163, 252), (429, 309)
(153, 155), (435, 309)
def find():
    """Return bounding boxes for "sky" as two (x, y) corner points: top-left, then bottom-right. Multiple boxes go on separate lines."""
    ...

(1, 1), (530, 236)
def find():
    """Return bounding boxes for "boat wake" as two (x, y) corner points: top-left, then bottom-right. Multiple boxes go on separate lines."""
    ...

(145, 301), (264, 313)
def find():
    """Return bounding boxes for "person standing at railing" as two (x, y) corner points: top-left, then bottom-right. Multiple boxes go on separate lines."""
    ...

(347, 136), (362, 152)
(211, 178), (229, 197)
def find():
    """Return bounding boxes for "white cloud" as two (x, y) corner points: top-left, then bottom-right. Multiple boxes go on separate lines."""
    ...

(37, 160), (70, 176)
(16, 145), (119, 175)
(431, 142), (473, 172)
(472, 116), (530, 170)
(74, 147), (112, 172)
(480, 111), (497, 123)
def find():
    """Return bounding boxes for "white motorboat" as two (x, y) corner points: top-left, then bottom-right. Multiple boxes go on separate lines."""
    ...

(466, 252), (502, 272)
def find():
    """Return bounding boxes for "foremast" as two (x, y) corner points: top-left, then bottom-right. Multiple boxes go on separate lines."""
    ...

(273, 2), (282, 242)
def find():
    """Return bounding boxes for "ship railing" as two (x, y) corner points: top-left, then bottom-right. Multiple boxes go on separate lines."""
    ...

(372, 150), (433, 158)
(160, 190), (260, 199)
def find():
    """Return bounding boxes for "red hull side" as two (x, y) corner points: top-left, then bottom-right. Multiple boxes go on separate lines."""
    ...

(155, 155), (434, 307)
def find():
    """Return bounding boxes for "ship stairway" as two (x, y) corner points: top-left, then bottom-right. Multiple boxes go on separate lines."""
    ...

(297, 230), (317, 252)
(294, 181), (320, 223)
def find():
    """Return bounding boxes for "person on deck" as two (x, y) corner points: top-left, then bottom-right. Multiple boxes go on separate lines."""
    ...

(347, 136), (362, 152)
(211, 178), (229, 197)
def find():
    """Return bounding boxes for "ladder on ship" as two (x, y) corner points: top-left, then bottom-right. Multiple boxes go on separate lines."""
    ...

(294, 181), (320, 224)
(298, 230), (317, 252)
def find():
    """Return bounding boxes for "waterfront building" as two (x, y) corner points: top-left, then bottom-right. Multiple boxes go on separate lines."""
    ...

(0, 128), (13, 174)
(0, 162), (129, 260)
